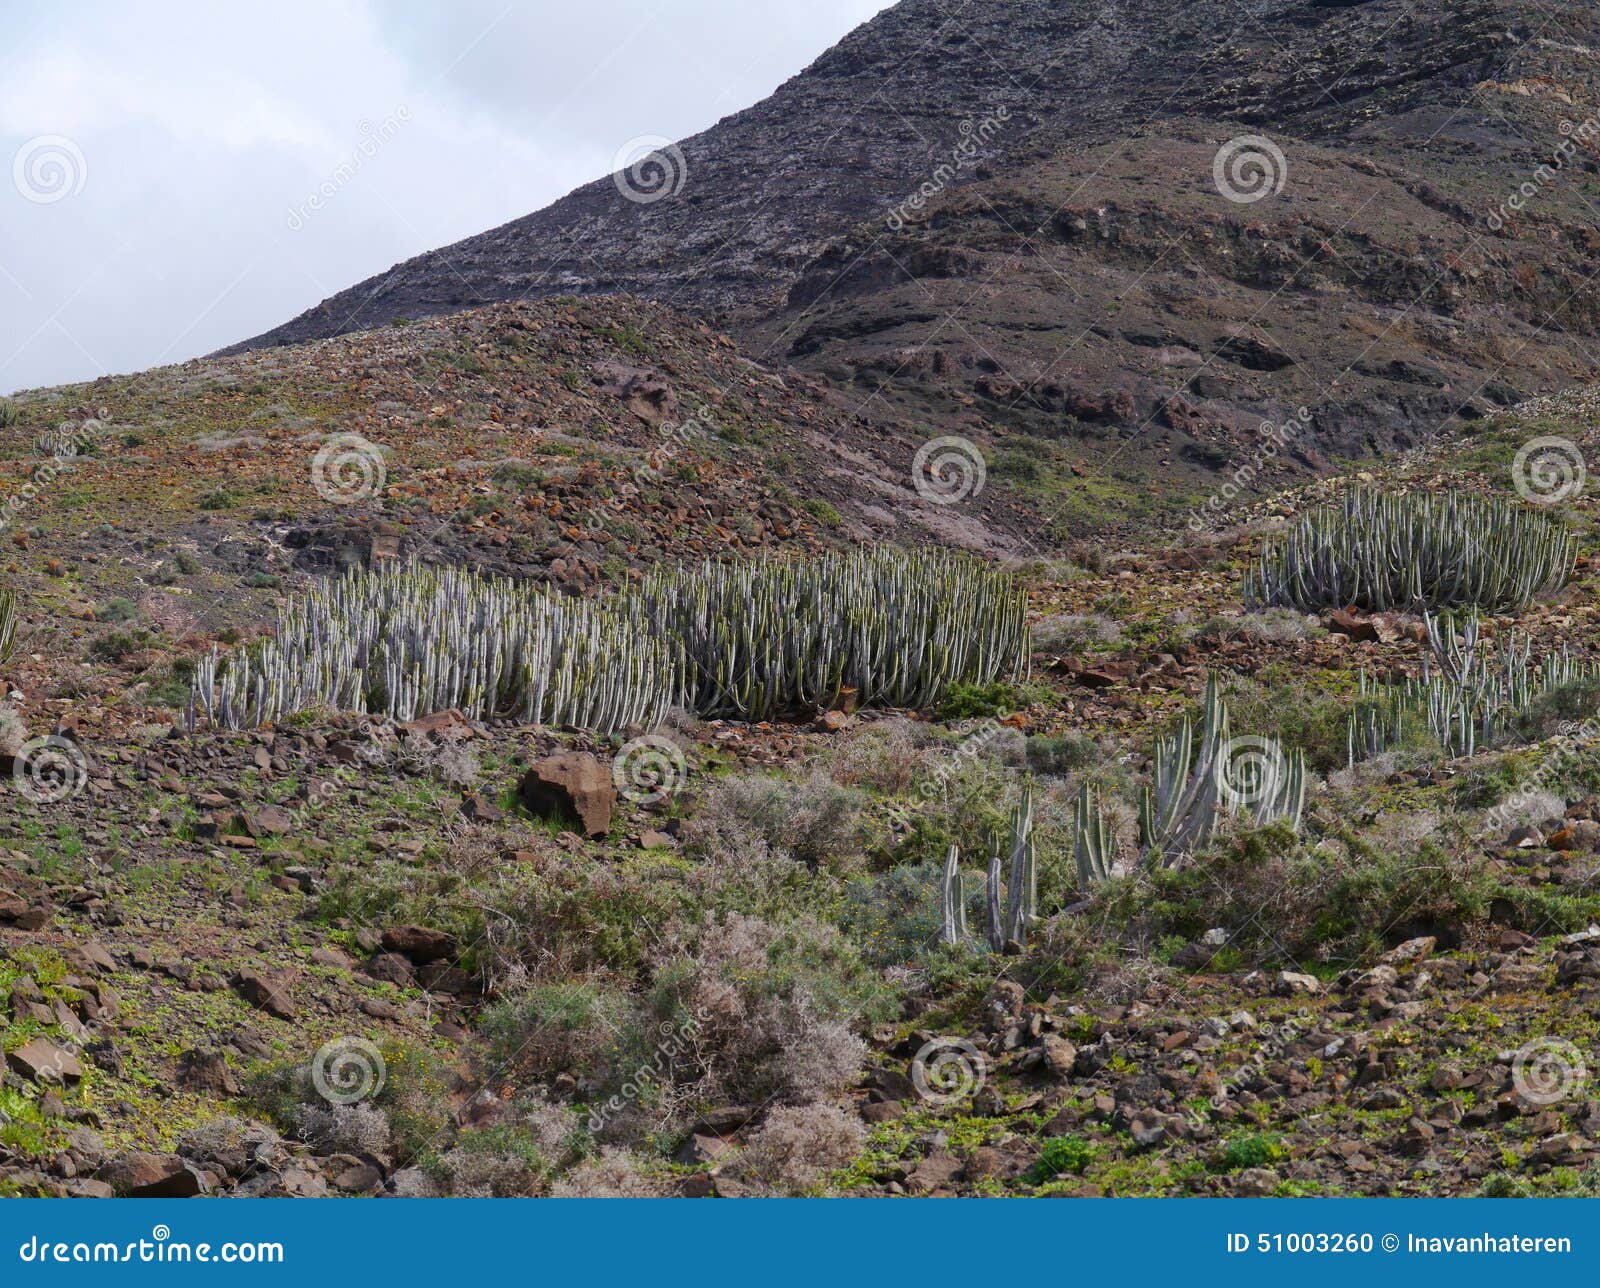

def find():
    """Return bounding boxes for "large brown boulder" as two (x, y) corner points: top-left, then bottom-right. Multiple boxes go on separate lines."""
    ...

(518, 753), (615, 837)
(100, 1151), (206, 1198)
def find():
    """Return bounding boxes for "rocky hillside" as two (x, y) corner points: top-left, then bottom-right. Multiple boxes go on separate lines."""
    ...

(228, 0), (1600, 505)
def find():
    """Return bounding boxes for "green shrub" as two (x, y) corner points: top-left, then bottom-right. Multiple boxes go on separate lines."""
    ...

(1027, 1134), (1096, 1182)
(1219, 1132), (1285, 1170)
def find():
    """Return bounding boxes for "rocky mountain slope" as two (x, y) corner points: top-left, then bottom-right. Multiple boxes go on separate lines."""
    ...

(6, 374), (1600, 1196)
(229, 0), (1600, 509)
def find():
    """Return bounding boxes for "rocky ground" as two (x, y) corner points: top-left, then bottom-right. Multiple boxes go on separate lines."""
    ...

(6, 318), (1600, 1197)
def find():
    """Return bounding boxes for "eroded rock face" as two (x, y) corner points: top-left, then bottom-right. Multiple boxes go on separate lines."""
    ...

(518, 752), (616, 837)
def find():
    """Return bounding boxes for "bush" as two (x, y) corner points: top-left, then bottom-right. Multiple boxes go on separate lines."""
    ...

(682, 771), (868, 873)
(1219, 1132), (1285, 1171)
(477, 980), (639, 1089)
(1027, 1134), (1096, 1183)
(723, 1102), (866, 1194)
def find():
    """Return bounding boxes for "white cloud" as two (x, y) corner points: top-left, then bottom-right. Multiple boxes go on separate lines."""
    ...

(0, 0), (892, 394)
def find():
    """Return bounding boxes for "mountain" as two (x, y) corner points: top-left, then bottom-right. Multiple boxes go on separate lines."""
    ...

(228, 0), (1600, 519)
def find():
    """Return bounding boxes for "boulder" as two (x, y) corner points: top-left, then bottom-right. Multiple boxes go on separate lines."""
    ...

(232, 969), (296, 1020)
(100, 1151), (206, 1198)
(6, 1037), (83, 1084)
(518, 753), (615, 837)
(381, 924), (456, 964)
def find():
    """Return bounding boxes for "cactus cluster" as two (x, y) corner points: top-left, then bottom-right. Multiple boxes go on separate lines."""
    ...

(1346, 611), (1599, 763)
(632, 548), (1030, 720)
(189, 564), (681, 733)
(1244, 488), (1575, 613)
(1137, 674), (1305, 867)
(939, 790), (1037, 952)
(191, 549), (1030, 733)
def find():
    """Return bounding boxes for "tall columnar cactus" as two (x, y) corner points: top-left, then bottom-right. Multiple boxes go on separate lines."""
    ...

(1074, 783), (1114, 888)
(630, 548), (1030, 720)
(1140, 674), (1228, 865)
(943, 792), (1039, 953)
(939, 843), (966, 947)
(188, 563), (683, 734)
(1003, 789), (1037, 945)
(1346, 612), (1599, 765)
(189, 549), (1031, 734)
(0, 588), (16, 665)
(1244, 488), (1575, 613)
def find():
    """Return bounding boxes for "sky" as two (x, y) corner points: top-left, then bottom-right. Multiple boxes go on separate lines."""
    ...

(0, 0), (894, 395)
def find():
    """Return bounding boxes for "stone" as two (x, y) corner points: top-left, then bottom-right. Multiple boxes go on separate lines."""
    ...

(905, 1150), (962, 1195)
(100, 1151), (206, 1198)
(177, 1048), (240, 1097)
(1276, 971), (1323, 996)
(1040, 1034), (1079, 1078)
(397, 709), (475, 740)
(7, 1038), (83, 1084)
(518, 753), (615, 837)
(381, 924), (456, 964)
(1327, 609), (1379, 642)
(675, 1133), (735, 1165)
(1234, 1167), (1280, 1197)
(232, 969), (296, 1019)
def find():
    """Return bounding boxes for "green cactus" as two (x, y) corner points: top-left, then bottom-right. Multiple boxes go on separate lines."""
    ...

(939, 843), (966, 947)
(1074, 783), (1115, 887)
(631, 547), (1030, 720)
(0, 588), (16, 665)
(1244, 488), (1575, 614)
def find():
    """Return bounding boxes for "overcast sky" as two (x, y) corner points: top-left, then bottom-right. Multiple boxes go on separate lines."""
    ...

(0, 0), (893, 395)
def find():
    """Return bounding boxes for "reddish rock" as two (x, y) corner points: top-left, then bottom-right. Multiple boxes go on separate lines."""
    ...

(7, 1037), (83, 1084)
(1327, 609), (1380, 642)
(518, 752), (615, 837)
(232, 969), (296, 1020)
(382, 924), (456, 964)
(100, 1151), (205, 1198)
